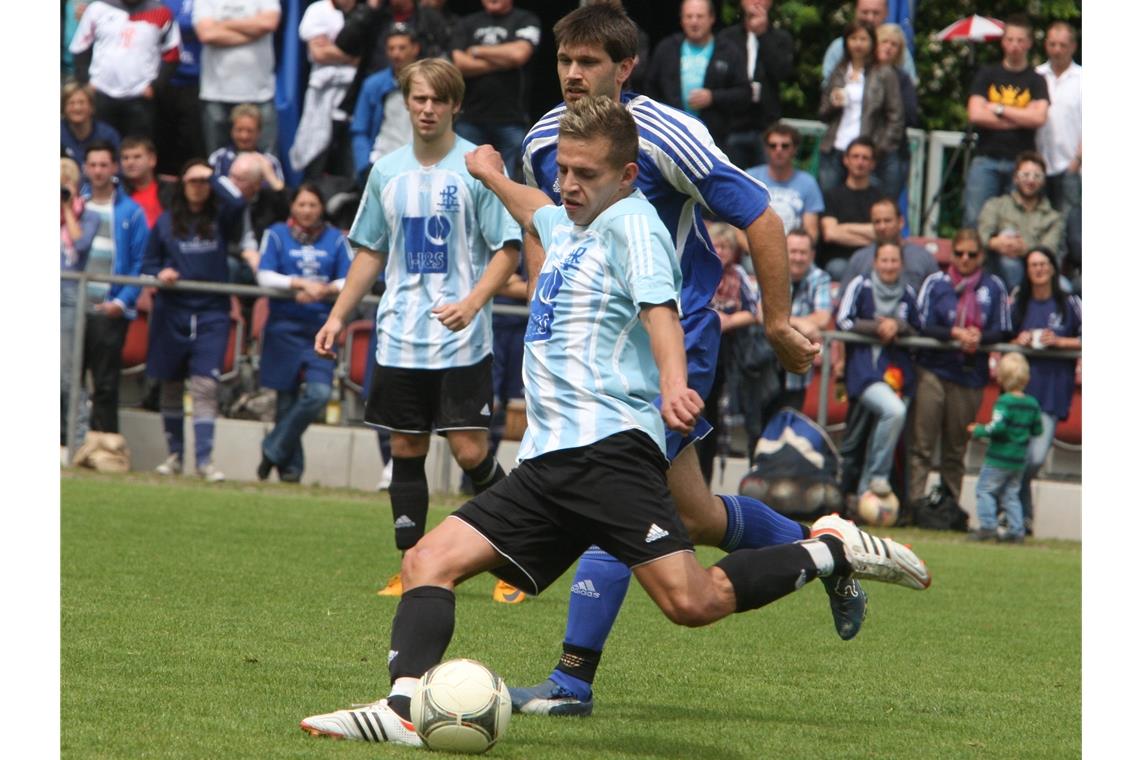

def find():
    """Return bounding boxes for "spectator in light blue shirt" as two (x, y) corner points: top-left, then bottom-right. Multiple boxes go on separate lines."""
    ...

(746, 123), (825, 243)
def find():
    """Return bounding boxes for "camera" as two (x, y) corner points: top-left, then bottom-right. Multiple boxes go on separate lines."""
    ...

(61, 186), (72, 202)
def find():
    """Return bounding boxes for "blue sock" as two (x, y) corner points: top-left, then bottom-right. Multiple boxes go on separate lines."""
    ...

(551, 547), (631, 698)
(162, 412), (183, 459)
(718, 495), (809, 552)
(194, 418), (215, 468)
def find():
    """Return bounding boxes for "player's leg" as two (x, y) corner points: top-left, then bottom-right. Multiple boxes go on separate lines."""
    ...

(389, 431), (432, 550)
(439, 356), (505, 494)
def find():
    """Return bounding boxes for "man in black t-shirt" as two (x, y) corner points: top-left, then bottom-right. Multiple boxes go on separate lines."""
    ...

(820, 137), (884, 282)
(450, 0), (541, 180)
(962, 15), (1049, 228)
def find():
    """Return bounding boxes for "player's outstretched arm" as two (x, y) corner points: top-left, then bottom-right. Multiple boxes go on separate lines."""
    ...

(465, 146), (549, 236)
(744, 208), (820, 374)
(433, 243), (521, 332)
(640, 303), (703, 434)
(314, 246), (384, 358)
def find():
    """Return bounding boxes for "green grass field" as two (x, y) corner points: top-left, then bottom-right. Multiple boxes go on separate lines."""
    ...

(61, 471), (1080, 759)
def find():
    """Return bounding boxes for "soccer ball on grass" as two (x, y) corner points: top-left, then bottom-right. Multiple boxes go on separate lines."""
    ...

(411, 658), (511, 753)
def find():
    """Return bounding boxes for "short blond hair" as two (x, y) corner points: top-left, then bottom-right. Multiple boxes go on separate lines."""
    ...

(229, 103), (262, 127)
(558, 95), (639, 169)
(399, 58), (465, 105)
(996, 352), (1030, 393)
(61, 157), (81, 187)
(877, 23), (907, 66)
(61, 81), (95, 115)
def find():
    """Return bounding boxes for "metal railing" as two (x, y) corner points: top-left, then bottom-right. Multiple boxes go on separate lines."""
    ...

(814, 330), (1081, 429)
(59, 271), (530, 463)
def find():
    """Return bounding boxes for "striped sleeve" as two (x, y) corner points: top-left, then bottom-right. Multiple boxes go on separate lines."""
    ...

(619, 213), (680, 311)
(835, 277), (864, 331)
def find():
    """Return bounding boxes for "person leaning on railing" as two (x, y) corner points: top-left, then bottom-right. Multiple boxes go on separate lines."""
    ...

(908, 228), (1012, 511)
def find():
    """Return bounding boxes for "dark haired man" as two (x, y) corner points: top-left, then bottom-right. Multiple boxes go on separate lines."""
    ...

(746, 123), (825, 242)
(820, 136), (881, 282)
(977, 151), (1062, 290)
(840, 196), (937, 295)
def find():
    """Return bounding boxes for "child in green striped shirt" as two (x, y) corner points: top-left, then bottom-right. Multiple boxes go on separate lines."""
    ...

(967, 353), (1043, 543)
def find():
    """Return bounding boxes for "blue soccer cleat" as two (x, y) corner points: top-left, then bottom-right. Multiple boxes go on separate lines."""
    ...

(509, 679), (593, 717)
(820, 573), (867, 640)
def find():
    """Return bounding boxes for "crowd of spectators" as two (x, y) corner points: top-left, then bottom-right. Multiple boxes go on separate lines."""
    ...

(60, 1), (1081, 511)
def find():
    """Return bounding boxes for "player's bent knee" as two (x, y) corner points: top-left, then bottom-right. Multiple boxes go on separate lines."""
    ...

(402, 540), (462, 588)
(656, 591), (716, 628)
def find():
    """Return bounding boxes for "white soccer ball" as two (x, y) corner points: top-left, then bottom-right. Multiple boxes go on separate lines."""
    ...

(411, 658), (511, 754)
(857, 488), (900, 528)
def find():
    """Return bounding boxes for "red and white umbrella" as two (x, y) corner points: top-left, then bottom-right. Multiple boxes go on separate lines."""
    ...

(935, 14), (1005, 42)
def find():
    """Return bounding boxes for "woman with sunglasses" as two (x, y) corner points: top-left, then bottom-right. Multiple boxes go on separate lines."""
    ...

(817, 19), (904, 197)
(142, 159), (247, 482)
(1009, 246), (1081, 534)
(908, 229), (1012, 514)
(836, 242), (921, 500)
(255, 184), (353, 483)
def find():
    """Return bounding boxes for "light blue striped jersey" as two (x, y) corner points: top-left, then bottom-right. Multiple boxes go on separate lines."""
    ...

(518, 190), (682, 461)
(348, 137), (522, 369)
(522, 91), (771, 320)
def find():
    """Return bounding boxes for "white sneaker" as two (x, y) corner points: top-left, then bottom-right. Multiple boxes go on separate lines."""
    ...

(377, 459), (393, 491)
(810, 514), (931, 590)
(300, 698), (422, 745)
(197, 463), (225, 482)
(155, 454), (182, 476)
(869, 477), (892, 497)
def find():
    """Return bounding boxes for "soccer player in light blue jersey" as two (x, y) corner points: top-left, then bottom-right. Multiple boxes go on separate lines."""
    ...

(299, 95), (929, 746)
(511, 3), (879, 716)
(314, 58), (526, 603)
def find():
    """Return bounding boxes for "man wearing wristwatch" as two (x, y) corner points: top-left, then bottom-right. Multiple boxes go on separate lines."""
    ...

(962, 13), (1050, 228)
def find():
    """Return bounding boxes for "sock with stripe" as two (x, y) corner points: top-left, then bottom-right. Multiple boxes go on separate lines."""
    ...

(549, 547), (631, 699)
(463, 453), (505, 494)
(717, 494), (810, 551)
(389, 455), (429, 550)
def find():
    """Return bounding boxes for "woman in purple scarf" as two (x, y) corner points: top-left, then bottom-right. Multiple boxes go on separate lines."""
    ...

(908, 228), (1013, 513)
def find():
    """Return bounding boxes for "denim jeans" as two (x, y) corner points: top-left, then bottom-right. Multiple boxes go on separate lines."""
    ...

(995, 253), (1025, 291)
(856, 381), (910, 495)
(962, 155), (1015, 228)
(875, 150), (909, 203)
(817, 149), (846, 198)
(261, 381), (332, 478)
(1018, 412), (1057, 527)
(202, 99), (278, 156)
(975, 463), (1026, 536)
(454, 121), (528, 181)
(725, 130), (764, 170)
(60, 294), (89, 446)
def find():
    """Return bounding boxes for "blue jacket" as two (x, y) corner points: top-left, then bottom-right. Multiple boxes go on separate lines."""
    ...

(79, 187), (149, 320)
(61, 119), (121, 165)
(836, 275), (922, 400)
(916, 271), (1012, 388)
(351, 67), (401, 180)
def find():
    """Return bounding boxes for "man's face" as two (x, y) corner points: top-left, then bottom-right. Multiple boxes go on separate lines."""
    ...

(1013, 161), (1045, 199)
(952, 238), (982, 277)
(870, 202), (902, 243)
(1001, 25), (1032, 63)
(764, 131), (794, 170)
(386, 35), (420, 73)
(64, 91), (93, 125)
(843, 145), (875, 181)
(856, 0), (887, 27)
(556, 135), (633, 226)
(1045, 27), (1076, 68)
(231, 116), (260, 151)
(120, 146), (156, 184)
(406, 75), (459, 143)
(481, 0), (511, 15)
(786, 234), (814, 281)
(557, 43), (633, 103)
(84, 150), (117, 192)
(681, 0), (715, 44)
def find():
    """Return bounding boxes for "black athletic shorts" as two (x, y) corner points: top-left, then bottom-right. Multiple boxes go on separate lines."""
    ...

(364, 355), (493, 434)
(452, 429), (694, 595)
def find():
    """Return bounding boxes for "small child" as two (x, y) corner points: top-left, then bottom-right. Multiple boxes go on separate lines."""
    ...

(967, 353), (1043, 543)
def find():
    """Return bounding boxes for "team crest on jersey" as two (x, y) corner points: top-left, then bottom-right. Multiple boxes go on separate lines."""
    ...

(525, 267), (564, 342)
(290, 246), (326, 280)
(402, 215), (451, 273)
(976, 287), (992, 307)
(559, 245), (588, 274)
(437, 184), (460, 213)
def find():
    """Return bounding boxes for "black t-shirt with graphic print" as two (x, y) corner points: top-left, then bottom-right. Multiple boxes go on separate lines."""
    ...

(969, 63), (1050, 159)
(451, 8), (541, 125)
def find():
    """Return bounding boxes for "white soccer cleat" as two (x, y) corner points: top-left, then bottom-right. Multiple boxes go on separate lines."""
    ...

(300, 698), (422, 746)
(155, 454), (182, 476)
(810, 514), (931, 590)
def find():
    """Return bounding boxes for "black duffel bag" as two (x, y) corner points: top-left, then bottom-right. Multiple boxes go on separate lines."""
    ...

(914, 483), (970, 532)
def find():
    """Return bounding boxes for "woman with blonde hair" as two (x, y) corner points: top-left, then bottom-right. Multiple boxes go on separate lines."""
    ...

(874, 23), (920, 200)
(60, 81), (121, 165)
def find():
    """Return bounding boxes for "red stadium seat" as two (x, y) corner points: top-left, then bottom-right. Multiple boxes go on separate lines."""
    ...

(120, 314), (149, 376)
(342, 319), (374, 395)
(801, 372), (848, 427)
(974, 382), (1001, 424)
(908, 236), (952, 271)
(1053, 386), (1082, 447)
(219, 296), (245, 382)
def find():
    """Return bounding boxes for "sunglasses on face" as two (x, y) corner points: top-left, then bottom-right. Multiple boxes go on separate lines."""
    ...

(953, 249), (980, 259)
(767, 142), (793, 150)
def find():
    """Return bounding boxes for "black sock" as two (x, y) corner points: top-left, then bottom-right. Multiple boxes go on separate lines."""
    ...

(817, 534), (853, 576)
(389, 586), (456, 683)
(714, 544), (822, 612)
(554, 643), (602, 685)
(389, 456), (428, 550)
(463, 453), (505, 494)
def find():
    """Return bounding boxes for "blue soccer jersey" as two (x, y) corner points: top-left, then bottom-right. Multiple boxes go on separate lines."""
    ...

(348, 137), (522, 370)
(518, 191), (682, 461)
(522, 92), (771, 320)
(259, 222), (353, 326)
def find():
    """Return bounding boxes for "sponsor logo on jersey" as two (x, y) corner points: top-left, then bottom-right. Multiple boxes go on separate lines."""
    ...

(525, 267), (564, 342)
(402, 215), (451, 273)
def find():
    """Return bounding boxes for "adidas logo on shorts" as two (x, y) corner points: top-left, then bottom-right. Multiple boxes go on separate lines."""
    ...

(570, 579), (601, 598)
(394, 515), (416, 529)
(480, 403), (491, 416)
(645, 523), (670, 543)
